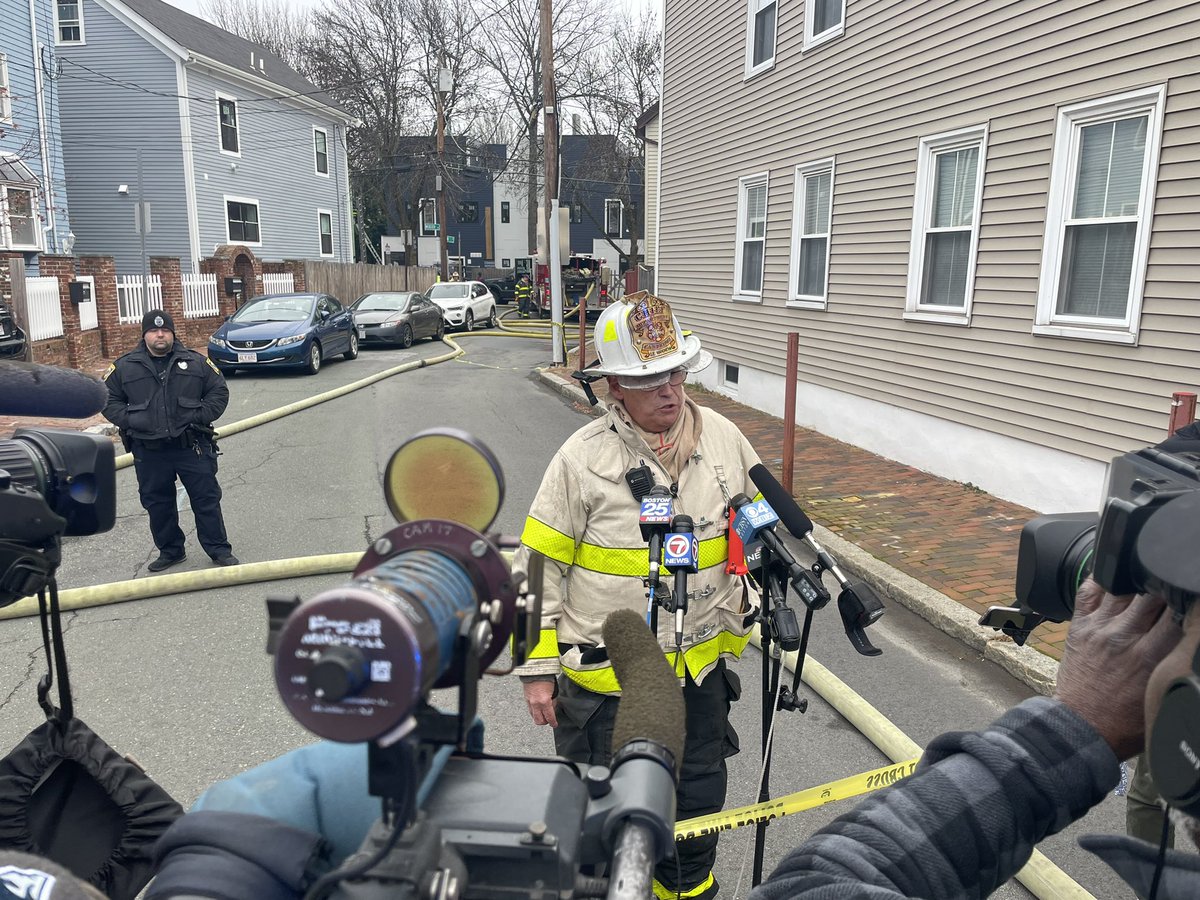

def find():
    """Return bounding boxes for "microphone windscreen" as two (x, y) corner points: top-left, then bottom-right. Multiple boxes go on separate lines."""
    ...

(603, 609), (685, 770)
(749, 463), (814, 538)
(0, 360), (107, 418)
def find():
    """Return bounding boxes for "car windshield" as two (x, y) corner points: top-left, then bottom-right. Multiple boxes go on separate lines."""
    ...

(429, 284), (470, 300)
(355, 293), (413, 312)
(232, 296), (315, 323)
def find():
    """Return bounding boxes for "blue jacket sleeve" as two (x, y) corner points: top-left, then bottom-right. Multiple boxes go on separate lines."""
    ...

(751, 697), (1120, 899)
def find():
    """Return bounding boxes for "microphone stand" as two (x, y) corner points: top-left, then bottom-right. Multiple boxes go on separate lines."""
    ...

(751, 544), (806, 886)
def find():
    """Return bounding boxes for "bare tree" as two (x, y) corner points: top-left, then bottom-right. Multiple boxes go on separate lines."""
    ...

(567, 8), (660, 267)
(475, 0), (614, 253)
(199, 0), (316, 74)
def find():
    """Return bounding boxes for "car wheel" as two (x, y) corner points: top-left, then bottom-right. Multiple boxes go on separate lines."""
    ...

(464, 310), (475, 331)
(305, 341), (322, 375)
(432, 319), (445, 342)
(344, 332), (359, 360)
(487, 306), (498, 329)
(399, 324), (413, 349)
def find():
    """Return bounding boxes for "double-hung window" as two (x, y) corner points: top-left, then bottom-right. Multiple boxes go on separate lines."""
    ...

(604, 199), (623, 236)
(0, 55), (11, 125)
(218, 96), (240, 155)
(804, 0), (844, 49)
(789, 159), (834, 306)
(0, 183), (39, 249)
(744, 0), (778, 78)
(905, 126), (987, 323)
(55, 1), (83, 43)
(314, 128), (329, 175)
(458, 201), (479, 223)
(420, 198), (437, 235)
(501, 201), (510, 224)
(1035, 86), (1165, 344)
(569, 201), (583, 225)
(318, 210), (333, 256)
(733, 172), (769, 299)
(225, 197), (261, 245)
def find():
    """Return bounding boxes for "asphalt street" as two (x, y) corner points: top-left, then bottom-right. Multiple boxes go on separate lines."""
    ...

(0, 332), (1131, 899)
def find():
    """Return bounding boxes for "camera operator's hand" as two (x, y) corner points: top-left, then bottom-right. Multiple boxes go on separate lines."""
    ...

(1054, 579), (1182, 761)
(523, 679), (558, 727)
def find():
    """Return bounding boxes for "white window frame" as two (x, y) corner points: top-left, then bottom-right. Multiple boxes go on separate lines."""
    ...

(744, 0), (778, 80)
(313, 127), (329, 176)
(54, 0), (85, 45)
(1034, 86), (1165, 345)
(317, 209), (334, 257)
(803, 0), (844, 50)
(904, 125), (988, 325)
(0, 182), (42, 251)
(604, 198), (624, 236)
(0, 55), (11, 125)
(224, 194), (261, 247)
(788, 157), (835, 309)
(732, 171), (769, 303)
(217, 93), (241, 157)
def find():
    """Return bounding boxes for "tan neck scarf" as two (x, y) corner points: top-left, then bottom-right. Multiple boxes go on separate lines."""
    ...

(611, 393), (704, 481)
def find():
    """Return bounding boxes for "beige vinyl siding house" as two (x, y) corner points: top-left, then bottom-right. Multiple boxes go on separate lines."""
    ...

(658, 0), (1200, 512)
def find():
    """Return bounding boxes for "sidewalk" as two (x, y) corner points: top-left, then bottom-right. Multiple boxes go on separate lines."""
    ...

(544, 358), (1066, 687)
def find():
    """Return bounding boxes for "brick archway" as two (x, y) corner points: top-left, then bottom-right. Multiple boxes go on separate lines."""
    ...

(202, 244), (263, 315)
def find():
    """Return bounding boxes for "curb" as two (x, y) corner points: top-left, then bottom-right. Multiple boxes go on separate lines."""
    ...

(532, 368), (1059, 698)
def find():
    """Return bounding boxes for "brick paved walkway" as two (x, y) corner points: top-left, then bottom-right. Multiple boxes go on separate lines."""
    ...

(554, 359), (1068, 661)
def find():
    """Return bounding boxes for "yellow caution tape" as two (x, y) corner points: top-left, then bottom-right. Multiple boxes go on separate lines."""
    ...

(674, 756), (921, 841)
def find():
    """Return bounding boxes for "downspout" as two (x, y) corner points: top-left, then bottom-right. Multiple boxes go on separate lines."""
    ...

(29, 0), (58, 252)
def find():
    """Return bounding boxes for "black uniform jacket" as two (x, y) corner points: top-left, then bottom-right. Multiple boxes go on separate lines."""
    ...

(103, 342), (229, 441)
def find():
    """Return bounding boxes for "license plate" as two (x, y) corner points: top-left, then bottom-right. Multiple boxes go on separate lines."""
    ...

(357, 325), (365, 337)
(237, 352), (258, 363)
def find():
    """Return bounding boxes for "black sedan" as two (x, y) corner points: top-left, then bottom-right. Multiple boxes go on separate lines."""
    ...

(0, 301), (28, 360)
(351, 291), (445, 348)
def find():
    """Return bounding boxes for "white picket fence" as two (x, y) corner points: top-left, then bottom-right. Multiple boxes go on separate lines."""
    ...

(25, 276), (63, 341)
(262, 272), (294, 295)
(117, 275), (163, 324)
(182, 272), (220, 318)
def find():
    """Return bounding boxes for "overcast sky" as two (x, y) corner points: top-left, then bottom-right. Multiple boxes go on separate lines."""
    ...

(164, 0), (657, 23)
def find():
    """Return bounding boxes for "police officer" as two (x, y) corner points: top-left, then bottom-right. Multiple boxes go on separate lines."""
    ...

(515, 274), (532, 319)
(513, 292), (761, 900)
(103, 309), (237, 572)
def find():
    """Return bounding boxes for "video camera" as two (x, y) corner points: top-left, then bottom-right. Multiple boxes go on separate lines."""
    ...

(981, 444), (1200, 645)
(265, 430), (681, 900)
(0, 428), (116, 606)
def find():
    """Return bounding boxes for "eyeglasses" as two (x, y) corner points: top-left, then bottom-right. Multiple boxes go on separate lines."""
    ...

(616, 368), (687, 391)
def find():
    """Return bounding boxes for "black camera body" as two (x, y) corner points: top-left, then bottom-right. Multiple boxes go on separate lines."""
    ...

(983, 444), (1200, 645)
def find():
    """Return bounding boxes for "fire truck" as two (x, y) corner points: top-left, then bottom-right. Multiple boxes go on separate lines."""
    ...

(532, 254), (618, 318)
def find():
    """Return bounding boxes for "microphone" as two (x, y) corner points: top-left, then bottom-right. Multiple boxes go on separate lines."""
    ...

(0, 360), (107, 418)
(638, 485), (674, 627)
(746, 465), (886, 656)
(731, 494), (827, 613)
(603, 609), (684, 900)
(662, 515), (697, 651)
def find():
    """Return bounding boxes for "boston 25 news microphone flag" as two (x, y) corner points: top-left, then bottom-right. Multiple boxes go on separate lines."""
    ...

(0, 361), (108, 418)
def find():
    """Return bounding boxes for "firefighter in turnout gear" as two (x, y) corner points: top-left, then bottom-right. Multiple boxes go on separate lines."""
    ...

(515, 274), (533, 318)
(103, 309), (237, 572)
(513, 292), (761, 900)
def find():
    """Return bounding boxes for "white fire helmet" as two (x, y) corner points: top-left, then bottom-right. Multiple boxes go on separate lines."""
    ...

(591, 292), (712, 385)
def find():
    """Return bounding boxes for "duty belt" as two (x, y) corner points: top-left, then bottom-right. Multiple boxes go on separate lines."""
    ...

(134, 434), (191, 451)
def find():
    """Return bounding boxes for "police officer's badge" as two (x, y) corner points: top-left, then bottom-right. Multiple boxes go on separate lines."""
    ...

(625, 292), (678, 363)
(178, 361), (188, 369)
(153, 315), (164, 328)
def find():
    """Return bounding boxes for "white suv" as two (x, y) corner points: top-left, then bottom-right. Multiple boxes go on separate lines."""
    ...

(428, 281), (499, 331)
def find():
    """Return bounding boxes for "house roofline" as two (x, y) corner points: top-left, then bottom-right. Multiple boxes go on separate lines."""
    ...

(634, 101), (660, 138)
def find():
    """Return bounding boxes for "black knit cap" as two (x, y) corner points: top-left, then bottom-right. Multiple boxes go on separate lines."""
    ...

(141, 308), (175, 336)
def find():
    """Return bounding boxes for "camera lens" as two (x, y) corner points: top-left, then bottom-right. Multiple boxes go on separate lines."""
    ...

(1014, 513), (1099, 622)
(0, 430), (116, 537)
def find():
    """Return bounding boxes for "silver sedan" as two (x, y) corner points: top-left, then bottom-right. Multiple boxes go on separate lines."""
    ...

(351, 292), (445, 347)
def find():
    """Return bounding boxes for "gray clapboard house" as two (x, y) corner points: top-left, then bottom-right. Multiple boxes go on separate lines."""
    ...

(657, 0), (1200, 512)
(54, 0), (355, 275)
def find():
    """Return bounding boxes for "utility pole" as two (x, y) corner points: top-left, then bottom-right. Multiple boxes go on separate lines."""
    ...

(436, 61), (450, 282)
(539, 0), (565, 364)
